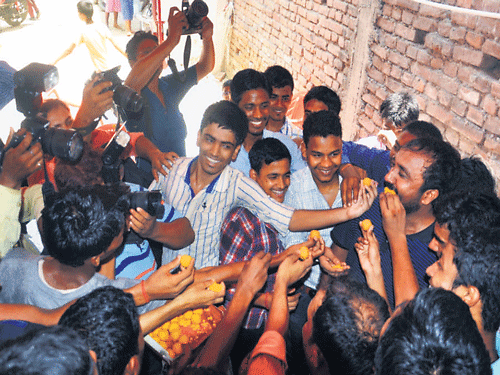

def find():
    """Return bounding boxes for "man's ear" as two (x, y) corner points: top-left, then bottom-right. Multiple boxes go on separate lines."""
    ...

(461, 285), (481, 308)
(301, 140), (307, 160)
(231, 144), (242, 162)
(123, 355), (141, 375)
(249, 168), (258, 182)
(89, 255), (101, 268)
(196, 130), (201, 148)
(421, 189), (439, 206)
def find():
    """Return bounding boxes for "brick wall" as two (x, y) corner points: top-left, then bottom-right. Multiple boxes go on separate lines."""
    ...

(226, 0), (500, 184)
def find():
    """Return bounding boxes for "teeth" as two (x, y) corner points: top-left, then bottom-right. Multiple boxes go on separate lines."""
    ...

(206, 157), (219, 164)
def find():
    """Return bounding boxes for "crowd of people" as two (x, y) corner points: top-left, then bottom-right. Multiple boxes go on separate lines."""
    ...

(1, 2), (500, 375)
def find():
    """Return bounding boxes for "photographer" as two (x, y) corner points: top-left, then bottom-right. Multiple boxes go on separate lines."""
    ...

(0, 130), (44, 258)
(124, 5), (215, 159)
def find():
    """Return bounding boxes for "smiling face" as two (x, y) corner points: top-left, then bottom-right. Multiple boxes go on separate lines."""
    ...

(303, 135), (342, 186)
(384, 148), (430, 215)
(426, 223), (459, 291)
(250, 158), (291, 203)
(196, 122), (240, 177)
(269, 85), (292, 123)
(238, 88), (270, 136)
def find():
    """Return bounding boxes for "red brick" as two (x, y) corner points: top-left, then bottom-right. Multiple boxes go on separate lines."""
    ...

(390, 65), (402, 80)
(388, 51), (411, 69)
(458, 86), (481, 106)
(424, 83), (438, 101)
(437, 20), (452, 38)
(384, 34), (397, 49)
(476, 18), (500, 39)
(451, 12), (477, 29)
(482, 0), (500, 12)
(484, 116), (500, 136)
(492, 81), (500, 99)
(451, 97), (467, 117)
(402, 71), (414, 87)
(457, 65), (474, 84)
(372, 44), (388, 60)
(430, 58), (443, 70)
(412, 76), (426, 93)
(453, 46), (485, 67)
(396, 39), (408, 55)
(401, 10), (414, 25)
(406, 45), (418, 60)
(452, 116), (484, 143)
(396, 0), (420, 12)
(450, 27), (466, 43)
(419, 3), (445, 17)
(465, 31), (484, 50)
(470, 73), (492, 94)
(466, 107), (484, 127)
(484, 134), (500, 154)
(382, 4), (392, 17)
(359, 114), (377, 133)
(437, 90), (452, 107)
(427, 101), (453, 125)
(416, 49), (432, 66)
(395, 23), (416, 42)
(425, 33), (454, 57)
(413, 16), (436, 32)
(482, 95), (498, 116)
(391, 6), (401, 20)
(445, 128), (460, 147)
(459, 136), (479, 155)
(367, 67), (385, 84)
(483, 40), (500, 61)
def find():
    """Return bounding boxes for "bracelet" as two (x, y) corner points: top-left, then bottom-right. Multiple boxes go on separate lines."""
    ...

(141, 280), (150, 304)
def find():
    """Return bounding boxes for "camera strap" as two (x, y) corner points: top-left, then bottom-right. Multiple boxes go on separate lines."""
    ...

(168, 35), (191, 83)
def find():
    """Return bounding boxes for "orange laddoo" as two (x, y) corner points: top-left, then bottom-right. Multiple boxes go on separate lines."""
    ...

(384, 187), (396, 195)
(299, 246), (310, 261)
(362, 177), (372, 186)
(208, 282), (224, 293)
(309, 230), (321, 241)
(360, 219), (373, 231)
(180, 255), (192, 268)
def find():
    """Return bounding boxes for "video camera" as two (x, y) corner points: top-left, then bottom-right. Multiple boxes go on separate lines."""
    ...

(0, 63), (84, 170)
(93, 66), (143, 113)
(181, 0), (208, 35)
(101, 129), (164, 218)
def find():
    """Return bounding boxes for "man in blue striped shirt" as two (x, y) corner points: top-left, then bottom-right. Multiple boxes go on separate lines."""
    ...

(151, 100), (377, 269)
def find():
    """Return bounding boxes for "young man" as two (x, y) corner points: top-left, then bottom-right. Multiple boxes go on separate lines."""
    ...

(303, 85), (341, 119)
(124, 8), (215, 158)
(53, 0), (127, 72)
(425, 191), (500, 372)
(375, 288), (492, 375)
(150, 100), (376, 269)
(229, 68), (306, 176)
(263, 65), (302, 139)
(331, 137), (462, 309)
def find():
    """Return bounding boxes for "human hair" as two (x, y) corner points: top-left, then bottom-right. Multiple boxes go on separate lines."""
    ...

(59, 286), (140, 375)
(230, 68), (271, 105)
(200, 100), (249, 146)
(248, 138), (291, 173)
(264, 65), (294, 91)
(39, 99), (70, 119)
(77, 0), (93, 22)
(380, 92), (419, 128)
(222, 79), (232, 89)
(401, 137), (461, 210)
(303, 86), (341, 115)
(54, 142), (104, 190)
(459, 156), (496, 196)
(312, 276), (390, 375)
(433, 191), (500, 332)
(0, 325), (94, 375)
(402, 120), (443, 141)
(375, 288), (491, 375)
(302, 110), (342, 147)
(42, 185), (129, 267)
(126, 31), (158, 62)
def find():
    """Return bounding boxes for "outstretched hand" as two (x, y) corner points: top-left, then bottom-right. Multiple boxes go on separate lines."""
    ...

(144, 256), (195, 300)
(236, 252), (271, 297)
(345, 179), (378, 219)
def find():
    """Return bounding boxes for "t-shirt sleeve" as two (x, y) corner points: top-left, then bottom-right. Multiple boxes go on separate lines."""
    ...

(161, 66), (198, 106)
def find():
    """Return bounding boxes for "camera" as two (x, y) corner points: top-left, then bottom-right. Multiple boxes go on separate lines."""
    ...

(0, 63), (85, 168)
(94, 66), (143, 113)
(182, 0), (208, 35)
(129, 191), (165, 218)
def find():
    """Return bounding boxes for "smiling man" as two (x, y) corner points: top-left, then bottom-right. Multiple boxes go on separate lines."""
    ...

(229, 68), (306, 177)
(425, 191), (500, 372)
(331, 136), (461, 309)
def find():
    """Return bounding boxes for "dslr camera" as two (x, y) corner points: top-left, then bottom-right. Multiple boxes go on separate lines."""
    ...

(93, 66), (143, 113)
(0, 63), (84, 169)
(182, 0), (208, 35)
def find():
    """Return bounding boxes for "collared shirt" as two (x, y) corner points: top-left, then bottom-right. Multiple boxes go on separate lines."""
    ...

(330, 192), (436, 309)
(279, 117), (303, 139)
(231, 129), (307, 177)
(150, 158), (294, 268)
(284, 167), (343, 289)
(220, 207), (284, 329)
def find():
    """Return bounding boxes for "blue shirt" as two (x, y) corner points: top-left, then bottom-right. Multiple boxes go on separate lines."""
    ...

(0, 61), (15, 110)
(125, 66), (198, 156)
(231, 129), (307, 177)
(330, 193), (437, 309)
(342, 141), (390, 185)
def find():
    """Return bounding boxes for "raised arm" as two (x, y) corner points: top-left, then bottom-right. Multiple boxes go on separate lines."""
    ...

(195, 17), (215, 81)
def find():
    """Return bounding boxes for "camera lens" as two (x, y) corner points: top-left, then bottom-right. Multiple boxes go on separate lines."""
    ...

(41, 128), (84, 163)
(113, 85), (143, 113)
(187, 0), (208, 29)
(129, 191), (165, 218)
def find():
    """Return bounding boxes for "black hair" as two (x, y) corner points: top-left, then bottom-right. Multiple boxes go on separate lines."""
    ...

(0, 325), (94, 375)
(126, 31), (158, 62)
(200, 101), (249, 146)
(401, 137), (461, 210)
(248, 138), (291, 173)
(303, 110), (342, 147)
(222, 79), (232, 89)
(39, 99), (70, 119)
(42, 185), (129, 267)
(77, 0), (93, 22)
(230, 68), (271, 105)
(375, 288), (491, 375)
(459, 156), (496, 196)
(59, 286), (140, 375)
(402, 120), (443, 141)
(303, 86), (341, 116)
(264, 65), (294, 91)
(380, 92), (419, 127)
(433, 191), (500, 332)
(312, 276), (390, 375)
